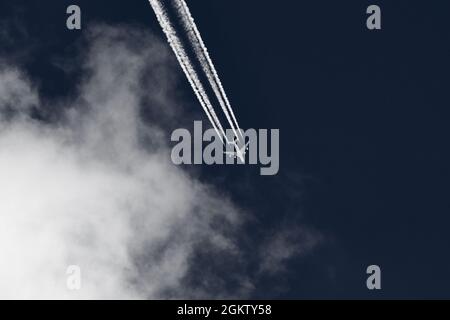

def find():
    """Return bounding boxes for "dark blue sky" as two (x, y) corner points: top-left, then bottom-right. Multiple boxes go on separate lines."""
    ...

(1, 0), (450, 299)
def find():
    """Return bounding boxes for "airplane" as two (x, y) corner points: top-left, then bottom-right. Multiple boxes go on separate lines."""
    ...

(224, 140), (249, 163)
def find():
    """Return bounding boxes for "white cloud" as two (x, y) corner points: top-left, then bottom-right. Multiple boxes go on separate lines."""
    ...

(0, 25), (240, 299)
(0, 24), (322, 299)
(0, 67), (38, 113)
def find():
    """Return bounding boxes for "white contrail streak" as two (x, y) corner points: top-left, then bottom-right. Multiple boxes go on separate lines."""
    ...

(149, 0), (227, 143)
(175, 0), (244, 141)
(149, 0), (243, 144)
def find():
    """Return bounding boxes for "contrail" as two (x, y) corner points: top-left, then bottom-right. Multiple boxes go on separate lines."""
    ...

(149, 0), (227, 143)
(175, 0), (244, 142)
(148, 0), (243, 144)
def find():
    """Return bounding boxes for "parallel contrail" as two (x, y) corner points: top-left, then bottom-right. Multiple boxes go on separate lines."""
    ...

(149, 0), (226, 143)
(175, 0), (244, 141)
(149, 0), (243, 144)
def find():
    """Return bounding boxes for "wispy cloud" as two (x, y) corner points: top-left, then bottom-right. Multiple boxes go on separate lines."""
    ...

(0, 25), (244, 299)
(259, 226), (323, 275)
(0, 24), (322, 299)
(0, 67), (38, 113)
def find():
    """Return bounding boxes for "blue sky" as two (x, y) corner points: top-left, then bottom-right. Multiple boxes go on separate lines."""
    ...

(0, 0), (449, 299)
